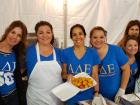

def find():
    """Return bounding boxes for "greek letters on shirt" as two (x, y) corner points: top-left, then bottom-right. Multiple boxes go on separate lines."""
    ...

(0, 61), (16, 86)
(68, 64), (91, 75)
(130, 68), (137, 76)
(129, 61), (138, 76)
(99, 64), (115, 76)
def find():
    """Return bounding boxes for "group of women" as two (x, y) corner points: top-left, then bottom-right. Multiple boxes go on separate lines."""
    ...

(0, 19), (140, 105)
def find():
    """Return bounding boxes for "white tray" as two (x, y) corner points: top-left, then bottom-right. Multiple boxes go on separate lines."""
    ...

(51, 72), (97, 101)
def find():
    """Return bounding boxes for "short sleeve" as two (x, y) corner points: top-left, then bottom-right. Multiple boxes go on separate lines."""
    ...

(91, 48), (100, 66)
(25, 44), (37, 77)
(115, 46), (128, 67)
(61, 49), (67, 64)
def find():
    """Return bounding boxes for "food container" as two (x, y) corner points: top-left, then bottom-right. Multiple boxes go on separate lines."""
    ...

(51, 72), (97, 101)
(120, 93), (140, 105)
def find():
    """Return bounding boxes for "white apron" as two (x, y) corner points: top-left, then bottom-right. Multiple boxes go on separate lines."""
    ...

(26, 43), (63, 105)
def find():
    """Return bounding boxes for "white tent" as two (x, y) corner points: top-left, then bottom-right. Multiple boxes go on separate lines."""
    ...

(0, 0), (140, 47)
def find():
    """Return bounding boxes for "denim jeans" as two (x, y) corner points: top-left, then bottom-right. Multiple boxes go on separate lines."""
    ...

(1, 90), (19, 105)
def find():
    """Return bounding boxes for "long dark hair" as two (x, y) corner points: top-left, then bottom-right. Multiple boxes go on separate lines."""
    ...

(0, 20), (27, 42)
(118, 20), (140, 47)
(124, 20), (140, 37)
(0, 20), (27, 68)
(0, 20), (28, 104)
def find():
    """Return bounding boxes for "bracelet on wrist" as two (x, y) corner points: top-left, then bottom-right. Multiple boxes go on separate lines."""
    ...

(94, 90), (99, 93)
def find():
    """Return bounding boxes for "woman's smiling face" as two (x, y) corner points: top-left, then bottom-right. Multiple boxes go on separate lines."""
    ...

(37, 25), (53, 46)
(71, 27), (86, 47)
(90, 30), (106, 49)
(125, 39), (138, 56)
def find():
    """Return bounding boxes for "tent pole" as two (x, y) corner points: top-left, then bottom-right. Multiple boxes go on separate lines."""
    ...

(63, 0), (67, 48)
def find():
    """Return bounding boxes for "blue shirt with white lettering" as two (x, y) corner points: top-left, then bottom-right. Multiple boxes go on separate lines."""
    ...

(126, 60), (138, 93)
(61, 47), (100, 103)
(99, 44), (128, 101)
(0, 51), (16, 95)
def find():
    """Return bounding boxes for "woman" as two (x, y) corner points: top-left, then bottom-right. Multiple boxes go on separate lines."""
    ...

(26, 21), (63, 105)
(118, 19), (140, 76)
(0, 20), (27, 105)
(120, 36), (139, 94)
(90, 26), (130, 103)
(118, 19), (140, 47)
(61, 24), (100, 105)
(118, 19), (140, 93)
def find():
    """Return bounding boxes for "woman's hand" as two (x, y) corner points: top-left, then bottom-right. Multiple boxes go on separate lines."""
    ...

(115, 88), (125, 104)
(92, 94), (107, 105)
(67, 74), (73, 82)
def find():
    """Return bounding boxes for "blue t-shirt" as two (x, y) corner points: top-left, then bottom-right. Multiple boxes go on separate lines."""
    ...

(126, 60), (138, 94)
(26, 43), (62, 78)
(0, 51), (16, 96)
(61, 47), (100, 103)
(99, 44), (128, 101)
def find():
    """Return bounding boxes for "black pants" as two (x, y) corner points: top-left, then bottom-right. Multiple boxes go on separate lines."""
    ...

(0, 90), (19, 105)
(17, 80), (27, 105)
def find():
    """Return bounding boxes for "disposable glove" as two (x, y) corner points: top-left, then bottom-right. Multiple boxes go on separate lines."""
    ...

(92, 94), (107, 105)
(79, 101), (90, 105)
(115, 88), (125, 104)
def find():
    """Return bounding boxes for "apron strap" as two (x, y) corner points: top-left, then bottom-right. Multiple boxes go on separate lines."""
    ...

(36, 43), (41, 62)
(53, 49), (57, 61)
(36, 43), (57, 61)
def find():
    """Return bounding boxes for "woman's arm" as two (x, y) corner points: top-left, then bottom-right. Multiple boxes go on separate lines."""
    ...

(61, 63), (72, 81)
(115, 62), (130, 103)
(120, 62), (130, 90)
(92, 65), (99, 96)
(61, 63), (68, 80)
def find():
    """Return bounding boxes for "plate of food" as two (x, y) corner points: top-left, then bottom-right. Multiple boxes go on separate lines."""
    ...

(71, 72), (97, 91)
(51, 72), (97, 101)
